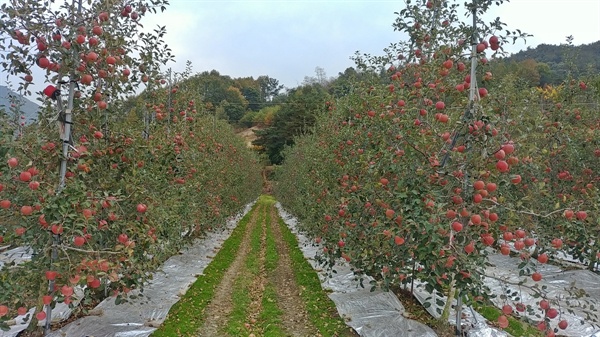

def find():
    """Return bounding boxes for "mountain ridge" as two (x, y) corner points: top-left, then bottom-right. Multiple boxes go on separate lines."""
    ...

(0, 85), (40, 124)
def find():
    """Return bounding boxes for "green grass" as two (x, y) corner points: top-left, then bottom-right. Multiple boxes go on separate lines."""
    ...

(264, 198), (279, 273)
(224, 202), (266, 336)
(258, 197), (285, 336)
(277, 216), (353, 336)
(150, 203), (257, 337)
(260, 283), (285, 337)
(477, 305), (543, 337)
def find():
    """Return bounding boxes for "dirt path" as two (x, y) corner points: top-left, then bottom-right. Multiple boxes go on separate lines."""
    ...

(192, 197), (354, 337)
(268, 207), (320, 337)
(197, 204), (262, 336)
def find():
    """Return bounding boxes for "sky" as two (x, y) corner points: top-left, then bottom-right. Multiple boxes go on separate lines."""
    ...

(145, 0), (600, 88)
(1, 0), (599, 94)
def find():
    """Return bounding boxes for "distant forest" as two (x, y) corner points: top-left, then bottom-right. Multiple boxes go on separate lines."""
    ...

(492, 40), (600, 86)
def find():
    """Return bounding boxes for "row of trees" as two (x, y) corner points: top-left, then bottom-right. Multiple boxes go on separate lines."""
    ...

(273, 0), (600, 336)
(0, 0), (262, 333)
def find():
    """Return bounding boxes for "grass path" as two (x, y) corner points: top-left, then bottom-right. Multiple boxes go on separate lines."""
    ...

(151, 195), (356, 337)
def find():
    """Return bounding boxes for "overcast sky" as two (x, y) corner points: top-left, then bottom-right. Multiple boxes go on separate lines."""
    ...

(146, 0), (599, 88)
(1, 0), (599, 93)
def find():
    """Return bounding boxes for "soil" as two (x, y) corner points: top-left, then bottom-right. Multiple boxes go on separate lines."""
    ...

(269, 207), (320, 337)
(196, 204), (261, 336)
(196, 201), (333, 336)
(392, 286), (456, 337)
(235, 126), (261, 148)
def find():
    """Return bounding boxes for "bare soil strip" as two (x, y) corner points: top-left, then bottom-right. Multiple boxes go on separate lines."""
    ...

(196, 198), (350, 337)
(268, 206), (320, 337)
(196, 204), (261, 336)
(244, 207), (268, 334)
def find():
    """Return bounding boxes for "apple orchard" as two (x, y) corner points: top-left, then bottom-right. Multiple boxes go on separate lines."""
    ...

(0, 0), (599, 336)
(0, 0), (261, 332)
(274, 0), (599, 336)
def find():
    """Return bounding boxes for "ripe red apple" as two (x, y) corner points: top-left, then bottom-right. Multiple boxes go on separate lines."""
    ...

(89, 278), (101, 288)
(8, 157), (18, 168)
(45, 270), (57, 280)
(532, 272), (542, 282)
(394, 236), (405, 245)
(511, 175), (522, 184)
(452, 221), (463, 232)
(497, 315), (509, 328)
(136, 203), (147, 213)
(0, 200), (11, 209)
(558, 320), (568, 330)
(337, 240), (345, 248)
(92, 25), (103, 36)
(82, 208), (93, 219)
(81, 74), (93, 85)
(19, 171), (32, 182)
(500, 244), (510, 255)
(464, 241), (475, 254)
(61, 285), (74, 297)
(496, 160), (509, 173)
(29, 181), (40, 190)
(38, 57), (50, 68)
(473, 180), (485, 190)
(99, 12), (109, 21)
(118, 233), (128, 244)
(73, 236), (85, 247)
(51, 224), (63, 235)
(564, 209), (574, 219)
(482, 234), (494, 246)
(514, 240), (525, 250)
(552, 238), (563, 249)
(537, 253), (548, 264)
(21, 205), (33, 216)
(524, 238), (535, 246)
(502, 304), (512, 315)
(546, 308), (558, 319)
(86, 52), (98, 62)
(502, 143), (515, 154)
(576, 210), (587, 220)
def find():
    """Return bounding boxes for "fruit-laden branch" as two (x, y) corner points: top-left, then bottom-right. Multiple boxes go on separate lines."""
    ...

(482, 198), (569, 218)
(60, 245), (122, 255)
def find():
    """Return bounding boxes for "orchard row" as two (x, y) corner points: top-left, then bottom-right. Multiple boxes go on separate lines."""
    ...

(274, 0), (599, 335)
